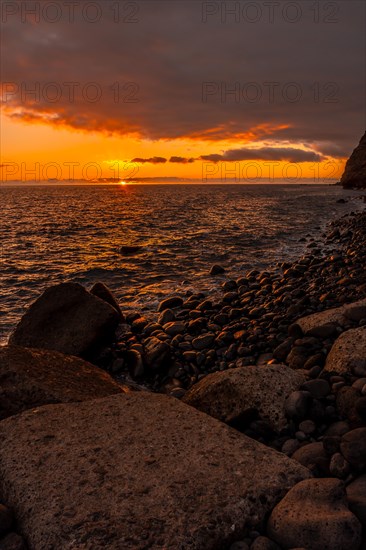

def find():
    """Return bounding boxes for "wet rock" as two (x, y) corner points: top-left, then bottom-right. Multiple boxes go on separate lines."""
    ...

(267, 478), (362, 550)
(9, 283), (120, 360)
(0, 393), (310, 550)
(163, 321), (186, 336)
(90, 282), (123, 318)
(210, 264), (226, 275)
(143, 337), (170, 370)
(325, 327), (366, 375)
(192, 333), (215, 350)
(158, 309), (175, 325)
(340, 428), (366, 469)
(158, 296), (183, 312)
(0, 345), (126, 420)
(119, 245), (143, 255)
(183, 364), (305, 432)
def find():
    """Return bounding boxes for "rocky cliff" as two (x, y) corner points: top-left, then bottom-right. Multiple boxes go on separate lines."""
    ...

(341, 131), (366, 189)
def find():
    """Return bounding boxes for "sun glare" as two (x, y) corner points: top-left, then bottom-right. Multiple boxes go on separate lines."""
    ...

(119, 181), (128, 186)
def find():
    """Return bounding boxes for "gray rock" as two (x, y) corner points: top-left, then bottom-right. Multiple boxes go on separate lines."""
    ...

(325, 326), (366, 374)
(9, 283), (120, 359)
(0, 345), (127, 420)
(267, 478), (362, 550)
(183, 364), (305, 432)
(0, 393), (310, 550)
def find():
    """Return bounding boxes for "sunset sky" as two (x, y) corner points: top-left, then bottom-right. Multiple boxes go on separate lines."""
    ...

(1, 0), (365, 182)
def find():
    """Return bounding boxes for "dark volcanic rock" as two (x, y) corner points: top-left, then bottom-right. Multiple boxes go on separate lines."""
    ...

(0, 345), (127, 420)
(341, 131), (366, 189)
(183, 364), (305, 432)
(267, 478), (362, 550)
(90, 282), (123, 319)
(0, 393), (310, 550)
(9, 283), (120, 359)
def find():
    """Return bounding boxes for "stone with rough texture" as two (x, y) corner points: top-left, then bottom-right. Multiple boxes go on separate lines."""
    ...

(183, 364), (305, 432)
(0, 393), (310, 550)
(340, 428), (366, 469)
(341, 131), (366, 189)
(9, 283), (120, 359)
(0, 345), (127, 420)
(295, 299), (366, 336)
(325, 327), (366, 375)
(267, 478), (362, 550)
(346, 475), (366, 527)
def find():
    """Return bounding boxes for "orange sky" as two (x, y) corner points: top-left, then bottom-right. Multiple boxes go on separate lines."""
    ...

(0, 114), (346, 183)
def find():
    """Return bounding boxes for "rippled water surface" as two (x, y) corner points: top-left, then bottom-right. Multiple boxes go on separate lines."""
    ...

(0, 183), (362, 343)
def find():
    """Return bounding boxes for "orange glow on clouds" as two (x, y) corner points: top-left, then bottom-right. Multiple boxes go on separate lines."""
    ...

(0, 114), (346, 182)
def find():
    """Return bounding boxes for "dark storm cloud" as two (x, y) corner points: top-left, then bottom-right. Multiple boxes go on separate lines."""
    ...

(200, 147), (324, 163)
(131, 157), (167, 164)
(169, 156), (195, 163)
(1, 0), (365, 153)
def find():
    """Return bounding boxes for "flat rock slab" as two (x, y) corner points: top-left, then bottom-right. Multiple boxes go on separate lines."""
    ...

(325, 326), (366, 375)
(183, 364), (305, 432)
(9, 283), (120, 359)
(295, 299), (366, 336)
(0, 393), (310, 550)
(0, 345), (127, 420)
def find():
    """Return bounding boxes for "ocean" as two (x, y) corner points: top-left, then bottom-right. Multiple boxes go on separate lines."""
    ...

(0, 183), (363, 344)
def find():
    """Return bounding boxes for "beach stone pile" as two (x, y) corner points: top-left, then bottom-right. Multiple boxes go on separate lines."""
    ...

(1, 208), (366, 548)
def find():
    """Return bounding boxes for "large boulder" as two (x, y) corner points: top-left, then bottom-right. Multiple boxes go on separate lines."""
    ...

(9, 283), (120, 359)
(341, 131), (366, 189)
(0, 393), (310, 550)
(325, 326), (366, 375)
(183, 364), (305, 432)
(267, 478), (362, 550)
(0, 345), (127, 420)
(346, 475), (366, 528)
(294, 299), (366, 337)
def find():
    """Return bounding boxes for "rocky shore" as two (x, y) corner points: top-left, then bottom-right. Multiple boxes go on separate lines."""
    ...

(1, 207), (366, 549)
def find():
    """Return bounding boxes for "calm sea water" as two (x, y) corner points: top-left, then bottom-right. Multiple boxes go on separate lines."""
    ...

(0, 183), (363, 344)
